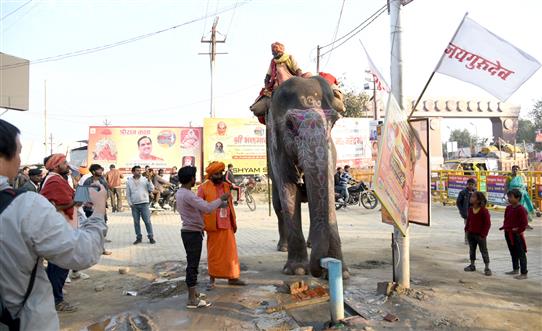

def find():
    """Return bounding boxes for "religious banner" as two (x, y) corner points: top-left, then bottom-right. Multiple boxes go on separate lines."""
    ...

(436, 15), (541, 101)
(373, 95), (417, 235)
(203, 118), (267, 175)
(332, 118), (372, 169)
(87, 126), (203, 180)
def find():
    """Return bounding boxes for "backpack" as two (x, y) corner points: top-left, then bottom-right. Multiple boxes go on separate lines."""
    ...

(0, 189), (39, 331)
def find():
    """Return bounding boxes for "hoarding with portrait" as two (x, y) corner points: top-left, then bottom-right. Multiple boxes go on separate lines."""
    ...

(87, 126), (203, 180)
(203, 118), (267, 175)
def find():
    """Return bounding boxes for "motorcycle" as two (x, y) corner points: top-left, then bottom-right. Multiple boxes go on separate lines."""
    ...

(156, 184), (179, 211)
(335, 181), (378, 210)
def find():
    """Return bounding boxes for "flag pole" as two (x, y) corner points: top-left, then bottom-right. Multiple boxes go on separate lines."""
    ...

(408, 12), (469, 119)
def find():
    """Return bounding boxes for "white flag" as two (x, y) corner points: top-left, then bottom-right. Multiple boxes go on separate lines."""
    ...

(435, 16), (541, 101)
(361, 42), (390, 93)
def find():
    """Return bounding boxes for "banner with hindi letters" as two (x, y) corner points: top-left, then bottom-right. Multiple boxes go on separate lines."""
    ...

(436, 15), (541, 101)
(87, 126), (203, 179)
(203, 118), (267, 175)
(332, 118), (372, 169)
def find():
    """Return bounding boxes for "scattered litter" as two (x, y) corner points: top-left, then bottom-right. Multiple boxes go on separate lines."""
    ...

(94, 284), (105, 292)
(122, 290), (138, 296)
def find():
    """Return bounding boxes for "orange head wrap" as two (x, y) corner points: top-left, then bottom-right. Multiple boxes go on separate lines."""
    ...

(205, 161), (225, 179)
(45, 154), (67, 171)
(271, 42), (285, 54)
(78, 166), (89, 175)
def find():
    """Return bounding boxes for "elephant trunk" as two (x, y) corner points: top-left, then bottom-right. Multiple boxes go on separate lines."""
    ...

(285, 107), (340, 277)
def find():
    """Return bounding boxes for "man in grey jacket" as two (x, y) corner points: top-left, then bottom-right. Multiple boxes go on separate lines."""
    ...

(126, 165), (156, 245)
(0, 119), (108, 330)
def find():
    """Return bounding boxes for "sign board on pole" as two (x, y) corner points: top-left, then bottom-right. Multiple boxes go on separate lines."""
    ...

(373, 95), (416, 235)
(408, 118), (431, 226)
(0, 53), (29, 111)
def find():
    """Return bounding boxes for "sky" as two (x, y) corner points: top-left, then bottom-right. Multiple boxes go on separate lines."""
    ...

(1, 0), (541, 163)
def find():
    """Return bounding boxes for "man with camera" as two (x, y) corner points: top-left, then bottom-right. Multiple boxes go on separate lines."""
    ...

(0, 120), (108, 330)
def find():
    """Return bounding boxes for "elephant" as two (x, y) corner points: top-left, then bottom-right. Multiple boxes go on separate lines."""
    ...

(251, 76), (348, 278)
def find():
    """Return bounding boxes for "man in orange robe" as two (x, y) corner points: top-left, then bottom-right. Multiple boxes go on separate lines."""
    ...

(198, 161), (246, 289)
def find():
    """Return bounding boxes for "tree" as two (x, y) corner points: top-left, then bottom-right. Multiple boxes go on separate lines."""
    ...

(516, 119), (535, 143)
(342, 89), (371, 118)
(529, 99), (542, 129)
(449, 129), (474, 148)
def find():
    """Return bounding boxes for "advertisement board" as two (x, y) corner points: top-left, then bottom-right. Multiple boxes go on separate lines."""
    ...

(486, 175), (507, 206)
(203, 118), (267, 175)
(332, 118), (372, 169)
(87, 126), (203, 180)
(373, 95), (416, 235)
(408, 119), (431, 226)
(447, 175), (476, 199)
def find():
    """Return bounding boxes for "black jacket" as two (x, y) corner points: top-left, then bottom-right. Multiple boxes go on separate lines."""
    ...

(456, 188), (473, 219)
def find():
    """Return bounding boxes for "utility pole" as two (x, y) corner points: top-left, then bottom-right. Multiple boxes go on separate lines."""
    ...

(44, 80), (48, 156)
(48, 133), (54, 155)
(200, 17), (227, 118)
(316, 45), (321, 73)
(389, 0), (410, 289)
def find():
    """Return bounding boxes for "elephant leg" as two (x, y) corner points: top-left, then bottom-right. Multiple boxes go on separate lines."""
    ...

(279, 182), (308, 276)
(272, 181), (288, 252)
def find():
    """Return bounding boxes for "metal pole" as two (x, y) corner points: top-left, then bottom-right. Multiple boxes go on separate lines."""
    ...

(316, 45), (321, 73)
(373, 77), (378, 120)
(44, 80), (48, 156)
(390, 0), (410, 289)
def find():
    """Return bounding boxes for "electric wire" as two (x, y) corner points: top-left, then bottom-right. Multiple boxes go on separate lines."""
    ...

(320, 5), (386, 57)
(0, 0), (251, 70)
(323, 0), (346, 68)
(0, 0), (32, 22)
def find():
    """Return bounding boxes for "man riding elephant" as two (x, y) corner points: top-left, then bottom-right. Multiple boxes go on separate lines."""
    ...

(265, 42), (304, 93)
(251, 42), (345, 123)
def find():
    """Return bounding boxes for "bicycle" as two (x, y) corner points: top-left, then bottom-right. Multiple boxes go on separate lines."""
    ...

(236, 177), (257, 211)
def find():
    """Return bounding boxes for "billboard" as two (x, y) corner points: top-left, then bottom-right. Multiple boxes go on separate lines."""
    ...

(87, 126), (203, 180)
(203, 118), (267, 175)
(0, 53), (29, 111)
(332, 118), (372, 169)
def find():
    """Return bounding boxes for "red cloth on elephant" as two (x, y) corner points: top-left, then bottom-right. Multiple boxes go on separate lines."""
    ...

(319, 72), (338, 86)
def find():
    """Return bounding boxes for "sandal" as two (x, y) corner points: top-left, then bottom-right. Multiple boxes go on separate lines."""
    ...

(484, 268), (492, 276)
(186, 299), (212, 309)
(55, 301), (78, 313)
(197, 292), (207, 299)
(206, 283), (216, 291)
(228, 279), (247, 286)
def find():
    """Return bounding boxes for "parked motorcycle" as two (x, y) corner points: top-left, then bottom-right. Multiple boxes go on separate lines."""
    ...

(335, 181), (378, 210)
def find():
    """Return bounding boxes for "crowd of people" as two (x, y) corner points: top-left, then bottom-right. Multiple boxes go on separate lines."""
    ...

(456, 167), (533, 280)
